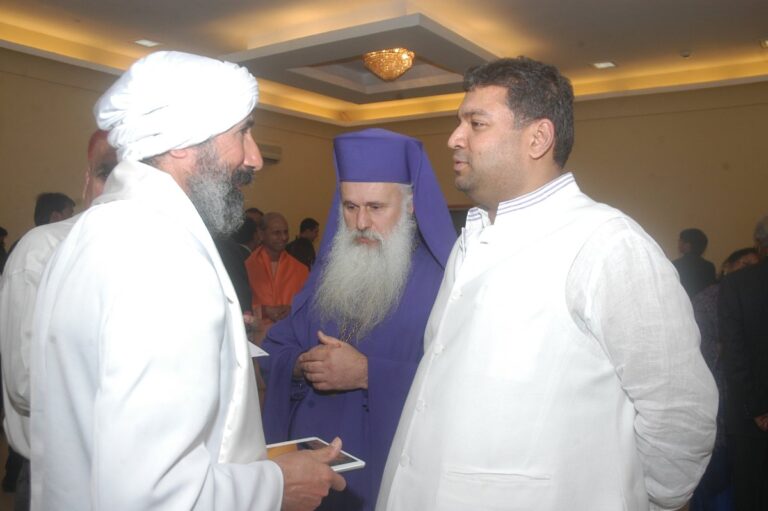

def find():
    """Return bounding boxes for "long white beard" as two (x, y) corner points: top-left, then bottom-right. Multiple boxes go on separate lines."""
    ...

(313, 207), (416, 342)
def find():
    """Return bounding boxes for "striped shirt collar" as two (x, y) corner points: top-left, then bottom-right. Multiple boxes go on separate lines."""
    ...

(466, 172), (575, 227)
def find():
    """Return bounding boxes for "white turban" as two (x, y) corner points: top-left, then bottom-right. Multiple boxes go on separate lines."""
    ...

(95, 51), (258, 161)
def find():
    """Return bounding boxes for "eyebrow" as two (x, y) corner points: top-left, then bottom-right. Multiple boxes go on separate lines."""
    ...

(343, 199), (387, 207)
(458, 108), (490, 119)
(237, 116), (255, 132)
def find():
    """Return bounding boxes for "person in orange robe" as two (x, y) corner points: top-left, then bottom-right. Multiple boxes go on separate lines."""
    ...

(246, 212), (309, 332)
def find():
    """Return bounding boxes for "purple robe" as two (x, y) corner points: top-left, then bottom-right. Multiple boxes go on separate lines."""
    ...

(261, 129), (456, 511)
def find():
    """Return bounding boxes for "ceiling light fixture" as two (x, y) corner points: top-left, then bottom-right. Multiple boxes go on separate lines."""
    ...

(592, 61), (617, 69)
(363, 48), (415, 81)
(761, 39), (768, 49)
(135, 39), (160, 48)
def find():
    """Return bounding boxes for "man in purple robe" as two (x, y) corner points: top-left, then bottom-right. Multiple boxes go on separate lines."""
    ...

(261, 128), (456, 511)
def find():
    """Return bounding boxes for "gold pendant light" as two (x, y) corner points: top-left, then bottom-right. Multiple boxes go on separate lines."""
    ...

(363, 48), (415, 81)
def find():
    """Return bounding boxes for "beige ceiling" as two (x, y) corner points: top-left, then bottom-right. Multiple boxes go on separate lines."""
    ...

(1, 0), (767, 125)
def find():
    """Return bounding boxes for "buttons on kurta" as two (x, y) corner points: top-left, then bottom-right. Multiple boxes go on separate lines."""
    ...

(415, 399), (426, 411)
(399, 453), (410, 467)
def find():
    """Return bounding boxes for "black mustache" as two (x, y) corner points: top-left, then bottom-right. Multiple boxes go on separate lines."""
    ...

(232, 167), (254, 187)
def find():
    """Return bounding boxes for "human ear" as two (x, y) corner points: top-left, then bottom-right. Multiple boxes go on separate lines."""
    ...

(167, 147), (192, 160)
(528, 119), (555, 160)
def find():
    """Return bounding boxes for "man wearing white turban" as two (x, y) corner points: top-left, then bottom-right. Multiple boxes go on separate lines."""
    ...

(29, 51), (344, 511)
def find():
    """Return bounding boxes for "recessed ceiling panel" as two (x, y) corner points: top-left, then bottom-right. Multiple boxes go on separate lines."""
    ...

(227, 14), (496, 104)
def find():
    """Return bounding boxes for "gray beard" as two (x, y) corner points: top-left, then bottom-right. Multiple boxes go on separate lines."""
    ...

(186, 143), (249, 237)
(312, 206), (416, 342)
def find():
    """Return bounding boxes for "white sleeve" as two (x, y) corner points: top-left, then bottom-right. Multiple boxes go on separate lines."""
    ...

(0, 252), (42, 416)
(2, 224), (74, 461)
(1, 223), (71, 422)
(566, 216), (717, 511)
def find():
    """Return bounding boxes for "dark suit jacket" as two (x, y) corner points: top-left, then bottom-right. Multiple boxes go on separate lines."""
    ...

(214, 237), (253, 313)
(719, 260), (768, 436)
(285, 237), (315, 269)
(673, 253), (716, 298)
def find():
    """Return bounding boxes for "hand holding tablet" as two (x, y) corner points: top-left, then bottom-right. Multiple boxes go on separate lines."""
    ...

(268, 437), (366, 473)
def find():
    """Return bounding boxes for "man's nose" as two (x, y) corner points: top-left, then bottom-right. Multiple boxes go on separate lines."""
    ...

(447, 124), (465, 149)
(356, 208), (372, 231)
(245, 133), (263, 171)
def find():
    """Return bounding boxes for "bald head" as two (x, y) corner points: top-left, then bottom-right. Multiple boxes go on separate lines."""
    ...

(83, 130), (118, 208)
(261, 212), (289, 260)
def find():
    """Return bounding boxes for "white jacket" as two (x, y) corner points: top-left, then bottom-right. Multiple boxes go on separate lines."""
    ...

(30, 160), (282, 510)
(378, 174), (717, 511)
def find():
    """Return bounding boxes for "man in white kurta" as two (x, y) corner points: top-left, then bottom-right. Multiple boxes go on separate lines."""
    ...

(377, 57), (718, 511)
(0, 130), (116, 510)
(30, 51), (343, 511)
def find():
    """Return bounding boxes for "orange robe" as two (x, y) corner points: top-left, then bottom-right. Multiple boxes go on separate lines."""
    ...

(245, 247), (309, 327)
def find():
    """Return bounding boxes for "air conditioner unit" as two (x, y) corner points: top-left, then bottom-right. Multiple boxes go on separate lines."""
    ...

(258, 142), (282, 165)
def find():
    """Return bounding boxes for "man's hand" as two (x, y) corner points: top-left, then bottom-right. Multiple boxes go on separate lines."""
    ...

(274, 437), (347, 511)
(754, 413), (768, 432)
(296, 331), (368, 391)
(243, 311), (256, 332)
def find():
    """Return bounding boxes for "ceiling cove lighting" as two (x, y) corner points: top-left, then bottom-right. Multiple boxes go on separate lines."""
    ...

(760, 39), (768, 49)
(592, 61), (617, 69)
(135, 39), (161, 47)
(363, 48), (415, 81)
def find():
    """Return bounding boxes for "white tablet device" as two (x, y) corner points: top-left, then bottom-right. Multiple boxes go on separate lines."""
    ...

(267, 437), (366, 473)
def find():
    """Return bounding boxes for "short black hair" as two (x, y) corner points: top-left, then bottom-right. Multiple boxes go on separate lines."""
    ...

(0, 226), (7, 237)
(723, 247), (758, 267)
(679, 228), (709, 256)
(463, 57), (575, 168)
(34, 192), (75, 226)
(299, 218), (319, 232)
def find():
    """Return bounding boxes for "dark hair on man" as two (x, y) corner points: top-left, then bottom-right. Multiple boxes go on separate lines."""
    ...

(679, 228), (709, 256)
(754, 214), (768, 249)
(0, 226), (7, 237)
(245, 207), (263, 216)
(299, 217), (319, 233)
(723, 247), (758, 267)
(231, 217), (258, 245)
(33, 193), (75, 226)
(463, 56), (575, 168)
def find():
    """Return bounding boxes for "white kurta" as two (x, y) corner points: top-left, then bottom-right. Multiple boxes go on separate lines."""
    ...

(377, 173), (717, 511)
(30, 160), (282, 510)
(1, 216), (77, 458)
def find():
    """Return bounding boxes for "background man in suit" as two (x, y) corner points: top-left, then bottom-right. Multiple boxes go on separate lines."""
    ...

(673, 227), (717, 298)
(719, 214), (768, 510)
(286, 217), (320, 269)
